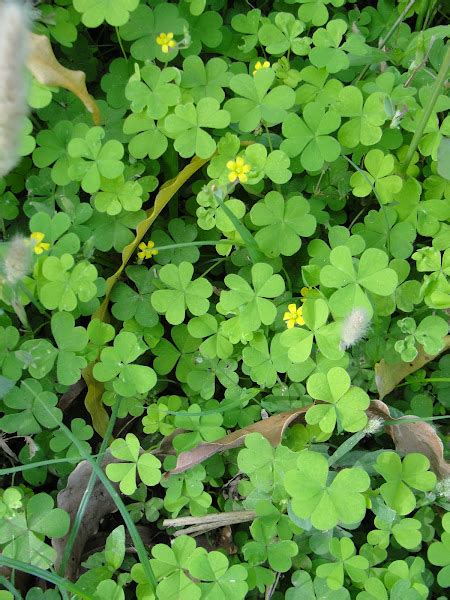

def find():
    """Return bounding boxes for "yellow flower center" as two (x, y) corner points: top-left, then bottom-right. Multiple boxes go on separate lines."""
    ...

(137, 240), (158, 260)
(156, 32), (177, 54)
(253, 60), (270, 76)
(226, 156), (251, 184)
(283, 304), (305, 329)
(30, 232), (50, 255)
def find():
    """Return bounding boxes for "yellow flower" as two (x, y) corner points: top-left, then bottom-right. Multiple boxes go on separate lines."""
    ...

(253, 60), (270, 76)
(156, 32), (177, 54)
(283, 303), (305, 329)
(30, 232), (49, 255)
(137, 240), (158, 260)
(226, 156), (251, 183)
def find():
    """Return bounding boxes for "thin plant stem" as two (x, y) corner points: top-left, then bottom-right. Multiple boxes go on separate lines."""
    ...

(400, 43), (450, 175)
(355, 0), (416, 83)
(21, 381), (157, 592)
(0, 556), (91, 599)
(59, 397), (119, 576)
(115, 26), (127, 60)
(0, 453), (103, 477)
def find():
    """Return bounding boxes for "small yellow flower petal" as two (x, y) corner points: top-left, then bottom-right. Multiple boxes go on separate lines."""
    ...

(156, 32), (176, 54)
(30, 232), (50, 255)
(226, 156), (251, 184)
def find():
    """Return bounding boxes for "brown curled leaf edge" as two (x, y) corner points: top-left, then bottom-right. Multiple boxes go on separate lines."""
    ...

(55, 400), (450, 579)
(27, 33), (101, 125)
(167, 401), (450, 478)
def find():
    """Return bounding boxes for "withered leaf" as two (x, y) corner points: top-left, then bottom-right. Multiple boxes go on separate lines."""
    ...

(27, 33), (100, 125)
(375, 335), (450, 400)
(369, 399), (450, 479)
(168, 407), (309, 476)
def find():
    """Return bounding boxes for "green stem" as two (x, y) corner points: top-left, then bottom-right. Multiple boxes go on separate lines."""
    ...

(115, 27), (127, 60)
(400, 43), (450, 175)
(21, 381), (157, 593)
(156, 240), (233, 251)
(0, 557), (92, 599)
(396, 377), (450, 388)
(0, 454), (103, 477)
(355, 0), (416, 83)
(59, 398), (119, 576)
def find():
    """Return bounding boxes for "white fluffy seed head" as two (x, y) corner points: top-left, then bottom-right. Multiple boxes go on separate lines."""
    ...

(0, 0), (32, 177)
(363, 417), (384, 436)
(2, 235), (32, 285)
(435, 477), (450, 500)
(340, 307), (371, 350)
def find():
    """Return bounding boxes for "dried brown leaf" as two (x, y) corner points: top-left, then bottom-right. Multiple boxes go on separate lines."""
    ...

(375, 335), (450, 400)
(168, 407), (309, 476)
(369, 399), (450, 479)
(27, 33), (100, 125)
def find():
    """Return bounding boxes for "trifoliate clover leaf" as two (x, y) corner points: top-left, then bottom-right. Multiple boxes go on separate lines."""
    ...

(187, 314), (233, 360)
(67, 127), (124, 194)
(145, 536), (201, 600)
(242, 144), (292, 185)
(165, 98), (231, 159)
(151, 262), (213, 325)
(280, 298), (344, 364)
(316, 537), (369, 590)
(93, 331), (157, 397)
(305, 366), (369, 433)
(93, 580), (124, 600)
(106, 433), (161, 496)
(231, 8), (261, 53)
(49, 418), (93, 461)
(244, 517), (298, 572)
(427, 513), (450, 588)
(0, 326), (22, 382)
(73, 0), (139, 27)
(152, 324), (199, 380)
(152, 218), (200, 266)
(123, 111), (168, 160)
(250, 191), (316, 257)
(38, 254), (98, 312)
(32, 121), (74, 186)
(94, 177), (143, 215)
(88, 209), (145, 253)
(0, 379), (61, 436)
(375, 452), (437, 515)
(337, 88), (387, 148)
(120, 3), (187, 62)
(285, 451), (370, 530)
(189, 549), (248, 600)
(319, 245), (398, 317)
(296, 0), (346, 28)
(173, 403), (224, 453)
(356, 577), (389, 600)
(125, 64), (180, 120)
(181, 56), (230, 103)
(281, 102), (341, 171)
(238, 433), (298, 503)
(286, 569), (351, 599)
(350, 149), (403, 204)
(225, 69), (295, 132)
(0, 492), (69, 568)
(217, 263), (285, 336)
(110, 266), (159, 328)
(369, 516), (422, 550)
(309, 20), (349, 74)
(258, 12), (305, 55)
(51, 312), (88, 385)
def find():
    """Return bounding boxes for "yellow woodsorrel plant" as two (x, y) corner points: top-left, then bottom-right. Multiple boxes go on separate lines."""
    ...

(0, 1), (449, 599)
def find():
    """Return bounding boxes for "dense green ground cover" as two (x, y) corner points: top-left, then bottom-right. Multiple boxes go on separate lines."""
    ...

(0, 0), (449, 598)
